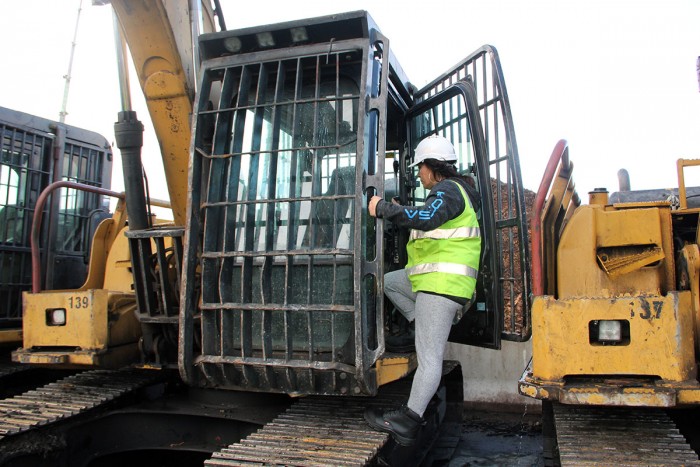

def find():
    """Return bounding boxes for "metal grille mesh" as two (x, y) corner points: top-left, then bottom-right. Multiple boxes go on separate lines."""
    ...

(190, 47), (369, 392)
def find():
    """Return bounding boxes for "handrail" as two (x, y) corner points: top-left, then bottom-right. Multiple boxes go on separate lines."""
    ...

(531, 140), (568, 297)
(676, 158), (700, 210)
(31, 181), (125, 294)
(31, 181), (173, 293)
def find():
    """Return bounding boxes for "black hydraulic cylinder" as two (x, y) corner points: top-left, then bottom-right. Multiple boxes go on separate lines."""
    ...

(114, 110), (149, 231)
(115, 110), (158, 358)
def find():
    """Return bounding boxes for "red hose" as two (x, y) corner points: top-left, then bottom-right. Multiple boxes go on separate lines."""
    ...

(531, 140), (568, 297)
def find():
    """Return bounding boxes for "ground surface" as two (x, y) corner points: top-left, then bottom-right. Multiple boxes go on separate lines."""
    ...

(446, 409), (543, 467)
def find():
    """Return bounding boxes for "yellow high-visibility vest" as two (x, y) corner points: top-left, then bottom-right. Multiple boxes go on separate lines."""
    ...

(406, 181), (481, 299)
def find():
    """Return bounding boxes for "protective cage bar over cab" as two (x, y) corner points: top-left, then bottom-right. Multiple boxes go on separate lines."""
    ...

(178, 11), (529, 396)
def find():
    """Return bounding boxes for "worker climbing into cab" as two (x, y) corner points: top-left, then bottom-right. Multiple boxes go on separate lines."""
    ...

(365, 134), (482, 446)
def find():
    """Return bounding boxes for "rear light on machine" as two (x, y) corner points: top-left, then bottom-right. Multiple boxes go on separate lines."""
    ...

(589, 320), (630, 345)
(46, 308), (67, 326)
(597, 320), (622, 342)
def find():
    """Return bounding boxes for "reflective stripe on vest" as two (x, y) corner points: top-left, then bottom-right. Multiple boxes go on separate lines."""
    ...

(410, 226), (480, 241)
(406, 262), (479, 278)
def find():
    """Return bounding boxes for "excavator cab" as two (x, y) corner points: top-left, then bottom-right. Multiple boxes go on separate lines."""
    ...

(0, 107), (113, 346)
(168, 11), (530, 396)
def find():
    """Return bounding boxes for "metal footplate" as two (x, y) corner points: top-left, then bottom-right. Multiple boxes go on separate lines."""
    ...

(554, 404), (700, 465)
(206, 397), (392, 466)
(0, 368), (162, 439)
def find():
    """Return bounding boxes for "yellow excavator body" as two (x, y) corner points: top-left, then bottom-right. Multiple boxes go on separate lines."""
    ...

(521, 156), (700, 408)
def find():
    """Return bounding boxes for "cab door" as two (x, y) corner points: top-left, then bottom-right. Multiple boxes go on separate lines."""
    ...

(403, 46), (530, 349)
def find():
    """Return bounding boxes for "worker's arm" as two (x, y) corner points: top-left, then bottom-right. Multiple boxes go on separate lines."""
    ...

(370, 179), (465, 231)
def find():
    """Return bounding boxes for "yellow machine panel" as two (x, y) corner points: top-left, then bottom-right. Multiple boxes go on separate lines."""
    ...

(16, 289), (140, 367)
(557, 204), (675, 299)
(13, 211), (142, 368)
(531, 292), (695, 382)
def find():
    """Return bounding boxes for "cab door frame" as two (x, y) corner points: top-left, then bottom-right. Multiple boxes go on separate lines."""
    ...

(402, 46), (531, 349)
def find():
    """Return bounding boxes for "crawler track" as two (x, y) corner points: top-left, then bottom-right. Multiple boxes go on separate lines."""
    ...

(206, 397), (391, 466)
(207, 363), (463, 466)
(0, 362), (27, 380)
(0, 368), (163, 439)
(0, 363), (461, 466)
(553, 404), (700, 466)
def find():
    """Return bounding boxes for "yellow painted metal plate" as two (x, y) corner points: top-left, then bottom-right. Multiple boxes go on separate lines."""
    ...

(531, 292), (695, 382)
(375, 353), (417, 387)
(519, 358), (700, 407)
(0, 328), (22, 344)
(23, 290), (110, 349)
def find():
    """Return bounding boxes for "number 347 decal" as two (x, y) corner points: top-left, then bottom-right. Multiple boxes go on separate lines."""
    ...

(630, 300), (663, 320)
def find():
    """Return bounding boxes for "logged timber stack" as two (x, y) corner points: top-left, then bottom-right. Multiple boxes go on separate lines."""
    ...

(4, 3), (531, 465)
(520, 142), (700, 464)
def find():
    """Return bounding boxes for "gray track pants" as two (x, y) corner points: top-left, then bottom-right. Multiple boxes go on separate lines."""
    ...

(384, 269), (461, 417)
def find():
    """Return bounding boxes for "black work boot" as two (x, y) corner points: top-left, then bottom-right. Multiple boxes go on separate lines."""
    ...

(385, 321), (415, 353)
(385, 330), (415, 353)
(364, 405), (424, 446)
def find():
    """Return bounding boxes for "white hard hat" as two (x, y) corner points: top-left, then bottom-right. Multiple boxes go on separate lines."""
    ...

(408, 135), (457, 167)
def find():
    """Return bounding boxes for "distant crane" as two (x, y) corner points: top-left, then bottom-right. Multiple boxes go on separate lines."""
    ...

(59, 0), (83, 123)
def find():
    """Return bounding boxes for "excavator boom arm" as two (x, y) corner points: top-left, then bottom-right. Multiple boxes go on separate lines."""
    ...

(110, 0), (217, 226)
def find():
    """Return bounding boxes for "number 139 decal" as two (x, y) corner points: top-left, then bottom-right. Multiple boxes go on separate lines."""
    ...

(68, 296), (89, 309)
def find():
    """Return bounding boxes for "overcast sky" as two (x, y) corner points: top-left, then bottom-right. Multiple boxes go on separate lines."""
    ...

(2, 0), (699, 204)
